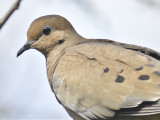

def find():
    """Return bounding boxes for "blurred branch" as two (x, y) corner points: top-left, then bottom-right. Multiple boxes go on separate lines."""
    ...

(0, 0), (22, 30)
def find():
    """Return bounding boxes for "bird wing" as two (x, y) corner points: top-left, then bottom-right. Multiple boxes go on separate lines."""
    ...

(53, 41), (160, 120)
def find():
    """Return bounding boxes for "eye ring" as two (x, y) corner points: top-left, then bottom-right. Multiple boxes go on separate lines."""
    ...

(42, 26), (53, 35)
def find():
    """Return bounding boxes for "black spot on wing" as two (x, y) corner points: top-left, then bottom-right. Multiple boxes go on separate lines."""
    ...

(135, 67), (143, 71)
(154, 71), (160, 77)
(119, 69), (124, 73)
(104, 67), (109, 73)
(139, 75), (150, 80)
(115, 75), (125, 83)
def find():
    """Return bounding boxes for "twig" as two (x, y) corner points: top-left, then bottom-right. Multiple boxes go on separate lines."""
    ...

(0, 0), (22, 30)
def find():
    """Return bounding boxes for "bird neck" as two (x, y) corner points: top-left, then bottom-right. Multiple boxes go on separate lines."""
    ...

(46, 47), (65, 90)
(45, 33), (85, 90)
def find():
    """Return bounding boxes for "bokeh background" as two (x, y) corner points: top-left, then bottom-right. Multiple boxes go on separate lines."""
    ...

(0, 0), (160, 119)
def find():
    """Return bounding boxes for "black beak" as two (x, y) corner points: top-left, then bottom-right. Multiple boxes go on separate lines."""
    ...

(17, 41), (35, 57)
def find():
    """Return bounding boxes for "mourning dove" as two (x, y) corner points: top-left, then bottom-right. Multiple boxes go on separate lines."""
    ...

(17, 15), (160, 120)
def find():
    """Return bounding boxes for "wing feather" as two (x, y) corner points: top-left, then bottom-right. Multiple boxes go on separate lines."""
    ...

(53, 42), (160, 119)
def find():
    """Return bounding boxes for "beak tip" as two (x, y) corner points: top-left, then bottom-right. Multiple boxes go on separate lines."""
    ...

(17, 49), (23, 58)
(17, 53), (20, 57)
(17, 41), (34, 58)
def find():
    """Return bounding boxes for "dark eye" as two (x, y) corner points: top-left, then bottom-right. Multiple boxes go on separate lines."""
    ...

(42, 26), (52, 35)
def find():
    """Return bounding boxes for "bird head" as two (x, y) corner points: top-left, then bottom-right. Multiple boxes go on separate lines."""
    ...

(17, 15), (79, 57)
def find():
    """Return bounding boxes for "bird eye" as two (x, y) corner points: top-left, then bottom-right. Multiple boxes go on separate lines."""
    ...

(42, 26), (52, 35)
